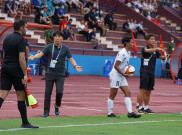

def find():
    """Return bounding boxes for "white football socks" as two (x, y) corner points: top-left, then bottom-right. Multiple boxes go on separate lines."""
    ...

(107, 98), (114, 115)
(144, 105), (149, 110)
(124, 97), (133, 113)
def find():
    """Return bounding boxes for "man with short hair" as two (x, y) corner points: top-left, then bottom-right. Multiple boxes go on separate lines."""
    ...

(29, 31), (82, 117)
(107, 36), (141, 118)
(0, 20), (39, 128)
(136, 34), (167, 114)
(104, 11), (117, 30)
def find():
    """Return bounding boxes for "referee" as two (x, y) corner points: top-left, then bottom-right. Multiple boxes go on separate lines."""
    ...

(136, 34), (167, 114)
(0, 20), (39, 128)
(29, 31), (82, 117)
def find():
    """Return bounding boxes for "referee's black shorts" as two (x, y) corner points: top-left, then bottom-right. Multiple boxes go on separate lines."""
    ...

(1, 65), (25, 91)
(140, 72), (155, 90)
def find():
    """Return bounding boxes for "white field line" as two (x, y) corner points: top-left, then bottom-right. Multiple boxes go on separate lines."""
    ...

(62, 106), (104, 112)
(154, 93), (180, 96)
(0, 120), (182, 132)
(0, 106), (103, 112)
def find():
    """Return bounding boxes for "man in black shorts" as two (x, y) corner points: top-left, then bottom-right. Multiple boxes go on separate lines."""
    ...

(29, 31), (82, 118)
(0, 20), (39, 128)
(136, 34), (167, 114)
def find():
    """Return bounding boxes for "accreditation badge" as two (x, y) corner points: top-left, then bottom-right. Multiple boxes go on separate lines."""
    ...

(143, 59), (149, 66)
(50, 60), (57, 68)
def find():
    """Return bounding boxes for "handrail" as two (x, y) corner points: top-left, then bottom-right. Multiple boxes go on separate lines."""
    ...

(160, 2), (182, 17)
(158, 19), (182, 38)
(0, 21), (52, 28)
(29, 45), (141, 56)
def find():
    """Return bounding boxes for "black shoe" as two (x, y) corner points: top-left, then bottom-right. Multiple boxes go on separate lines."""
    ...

(21, 123), (39, 128)
(54, 105), (60, 115)
(41, 113), (49, 118)
(135, 105), (139, 111)
(127, 112), (141, 118)
(137, 108), (145, 114)
(144, 108), (154, 114)
(108, 113), (120, 118)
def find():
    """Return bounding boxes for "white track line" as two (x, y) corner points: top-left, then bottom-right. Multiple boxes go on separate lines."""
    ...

(62, 106), (104, 112)
(0, 120), (182, 132)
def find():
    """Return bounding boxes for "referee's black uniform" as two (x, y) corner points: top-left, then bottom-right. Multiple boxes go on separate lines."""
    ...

(1, 32), (26, 90)
(140, 45), (161, 90)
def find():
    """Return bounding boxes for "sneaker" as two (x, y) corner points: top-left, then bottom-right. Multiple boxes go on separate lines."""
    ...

(54, 105), (60, 115)
(144, 108), (154, 114)
(137, 108), (145, 114)
(135, 105), (139, 111)
(41, 113), (49, 118)
(127, 112), (141, 118)
(21, 123), (39, 128)
(108, 113), (120, 118)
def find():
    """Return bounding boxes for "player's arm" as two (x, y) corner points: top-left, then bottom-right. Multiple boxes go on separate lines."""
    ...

(68, 57), (82, 72)
(29, 52), (44, 60)
(144, 47), (165, 53)
(114, 60), (130, 77)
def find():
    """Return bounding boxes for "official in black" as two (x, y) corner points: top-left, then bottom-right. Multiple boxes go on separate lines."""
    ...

(0, 20), (39, 128)
(29, 31), (82, 117)
(136, 34), (167, 114)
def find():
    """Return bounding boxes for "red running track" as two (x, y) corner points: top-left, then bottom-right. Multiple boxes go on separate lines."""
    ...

(0, 75), (182, 120)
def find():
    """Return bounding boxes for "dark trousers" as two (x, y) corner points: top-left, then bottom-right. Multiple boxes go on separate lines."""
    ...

(66, 2), (79, 13)
(44, 74), (65, 114)
(137, 27), (146, 38)
(105, 21), (117, 30)
(79, 31), (89, 41)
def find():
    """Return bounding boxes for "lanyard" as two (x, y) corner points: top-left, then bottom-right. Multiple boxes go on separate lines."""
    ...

(51, 43), (62, 60)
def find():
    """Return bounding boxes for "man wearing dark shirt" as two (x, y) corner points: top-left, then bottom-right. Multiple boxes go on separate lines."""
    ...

(136, 34), (167, 114)
(29, 31), (82, 117)
(104, 11), (117, 30)
(0, 20), (39, 128)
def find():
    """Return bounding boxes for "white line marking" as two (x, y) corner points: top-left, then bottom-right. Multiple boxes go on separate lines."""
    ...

(154, 93), (180, 96)
(63, 106), (104, 112)
(0, 120), (182, 132)
(100, 87), (110, 90)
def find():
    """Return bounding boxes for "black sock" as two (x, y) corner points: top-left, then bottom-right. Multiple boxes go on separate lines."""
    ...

(55, 93), (63, 107)
(0, 97), (4, 108)
(18, 101), (29, 125)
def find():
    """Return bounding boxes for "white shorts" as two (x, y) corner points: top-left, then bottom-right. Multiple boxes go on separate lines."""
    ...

(109, 73), (128, 88)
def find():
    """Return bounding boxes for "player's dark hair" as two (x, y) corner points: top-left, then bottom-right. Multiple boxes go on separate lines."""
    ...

(145, 33), (155, 40)
(14, 20), (27, 31)
(53, 31), (64, 38)
(122, 36), (132, 47)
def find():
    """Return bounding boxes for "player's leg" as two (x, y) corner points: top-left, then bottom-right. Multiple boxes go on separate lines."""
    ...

(137, 72), (150, 114)
(0, 90), (9, 108)
(13, 75), (39, 128)
(143, 73), (155, 114)
(107, 88), (119, 117)
(43, 78), (54, 117)
(108, 75), (119, 117)
(120, 78), (141, 118)
(136, 89), (143, 109)
(0, 68), (12, 108)
(54, 77), (65, 116)
(136, 89), (145, 114)
(120, 85), (141, 118)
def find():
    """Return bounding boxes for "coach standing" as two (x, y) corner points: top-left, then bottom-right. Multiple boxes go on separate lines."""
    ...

(29, 31), (82, 118)
(136, 34), (167, 114)
(0, 20), (39, 128)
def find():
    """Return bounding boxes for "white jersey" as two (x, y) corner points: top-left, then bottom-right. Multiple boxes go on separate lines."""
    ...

(109, 48), (130, 88)
(110, 48), (130, 77)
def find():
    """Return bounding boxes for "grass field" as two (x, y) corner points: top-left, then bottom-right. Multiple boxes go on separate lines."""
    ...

(0, 113), (182, 135)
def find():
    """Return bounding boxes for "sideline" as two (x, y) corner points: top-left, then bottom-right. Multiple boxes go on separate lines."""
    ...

(0, 119), (182, 132)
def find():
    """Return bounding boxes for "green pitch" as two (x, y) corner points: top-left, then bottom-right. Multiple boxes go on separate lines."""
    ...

(0, 113), (182, 135)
